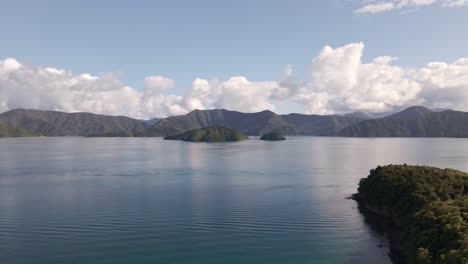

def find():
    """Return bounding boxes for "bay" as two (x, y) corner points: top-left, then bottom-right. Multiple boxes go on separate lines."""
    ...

(1, 137), (468, 264)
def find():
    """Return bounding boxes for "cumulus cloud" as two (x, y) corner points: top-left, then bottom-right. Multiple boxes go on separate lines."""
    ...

(355, 0), (467, 14)
(303, 43), (422, 113)
(182, 77), (278, 113)
(0, 58), (182, 118)
(415, 58), (468, 110)
(0, 58), (281, 118)
(143, 75), (175, 92)
(1, 43), (468, 118)
(293, 42), (468, 114)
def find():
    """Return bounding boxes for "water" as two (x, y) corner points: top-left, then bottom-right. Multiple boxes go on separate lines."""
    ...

(1, 137), (468, 264)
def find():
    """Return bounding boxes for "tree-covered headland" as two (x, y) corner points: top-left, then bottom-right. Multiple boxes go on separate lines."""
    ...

(356, 165), (467, 264)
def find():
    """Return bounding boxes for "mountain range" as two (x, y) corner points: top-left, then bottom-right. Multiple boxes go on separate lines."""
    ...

(0, 106), (467, 138)
(142, 109), (365, 136)
(0, 109), (146, 137)
(334, 106), (468, 137)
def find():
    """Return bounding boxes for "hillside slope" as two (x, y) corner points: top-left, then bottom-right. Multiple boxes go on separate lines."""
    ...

(334, 106), (468, 137)
(143, 109), (364, 137)
(0, 109), (147, 136)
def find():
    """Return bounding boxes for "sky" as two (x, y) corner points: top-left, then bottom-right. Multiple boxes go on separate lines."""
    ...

(0, 0), (467, 118)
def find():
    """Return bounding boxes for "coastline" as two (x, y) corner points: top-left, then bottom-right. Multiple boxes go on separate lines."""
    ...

(351, 193), (405, 264)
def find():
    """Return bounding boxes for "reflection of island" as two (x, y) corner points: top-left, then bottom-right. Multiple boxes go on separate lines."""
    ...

(353, 165), (467, 264)
(163, 127), (249, 142)
(260, 132), (285, 141)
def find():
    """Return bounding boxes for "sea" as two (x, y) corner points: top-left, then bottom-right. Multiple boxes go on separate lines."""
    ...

(2, 137), (468, 264)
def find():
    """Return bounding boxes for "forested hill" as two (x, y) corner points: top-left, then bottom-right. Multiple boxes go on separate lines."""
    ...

(0, 109), (147, 137)
(333, 106), (468, 137)
(2, 106), (468, 138)
(143, 109), (365, 137)
(356, 165), (467, 263)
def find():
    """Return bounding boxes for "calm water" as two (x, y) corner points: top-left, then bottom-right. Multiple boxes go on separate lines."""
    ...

(1, 137), (468, 264)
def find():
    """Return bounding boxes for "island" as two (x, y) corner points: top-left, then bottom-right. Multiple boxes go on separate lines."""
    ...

(353, 165), (467, 264)
(87, 130), (134, 137)
(163, 126), (249, 142)
(260, 132), (286, 141)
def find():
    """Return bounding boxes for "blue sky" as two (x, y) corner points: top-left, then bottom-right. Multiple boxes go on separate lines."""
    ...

(0, 0), (467, 118)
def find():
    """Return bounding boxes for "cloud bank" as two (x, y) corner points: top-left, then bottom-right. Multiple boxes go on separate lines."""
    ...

(1, 43), (468, 118)
(355, 0), (467, 14)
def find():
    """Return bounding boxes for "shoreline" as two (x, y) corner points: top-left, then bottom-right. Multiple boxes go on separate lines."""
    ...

(351, 193), (405, 264)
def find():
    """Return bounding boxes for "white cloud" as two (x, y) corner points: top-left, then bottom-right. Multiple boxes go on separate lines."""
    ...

(0, 58), (22, 73)
(182, 77), (278, 113)
(143, 75), (175, 92)
(0, 59), (184, 118)
(0, 58), (280, 118)
(355, 0), (467, 14)
(415, 58), (468, 110)
(291, 42), (468, 114)
(1, 43), (468, 118)
(355, 2), (395, 14)
(304, 43), (422, 113)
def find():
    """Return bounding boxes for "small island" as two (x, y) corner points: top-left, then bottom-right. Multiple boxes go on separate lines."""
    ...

(354, 165), (467, 264)
(87, 130), (134, 137)
(260, 132), (286, 141)
(164, 126), (249, 142)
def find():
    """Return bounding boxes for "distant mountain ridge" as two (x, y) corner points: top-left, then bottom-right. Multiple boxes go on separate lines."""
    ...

(334, 106), (468, 137)
(142, 118), (160, 126)
(142, 109), (365, 136)
(0, 106), (467, 138)
(0, 109), (147, 137)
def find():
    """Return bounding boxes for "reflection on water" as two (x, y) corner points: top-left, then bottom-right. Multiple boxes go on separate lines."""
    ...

(1, 137), (468, 264)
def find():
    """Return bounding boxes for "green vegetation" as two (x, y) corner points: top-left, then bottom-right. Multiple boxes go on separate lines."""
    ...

(260, 132), (285, 141)
(0, 124), (35, 137)
(356, 165), (467, 264)
(164, 126), (248, 142)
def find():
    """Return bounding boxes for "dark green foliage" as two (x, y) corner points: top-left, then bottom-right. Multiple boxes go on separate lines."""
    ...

(164, 126), (249, 142)
(335, 106), (468, 137)
(0, 124), (35, 137)
(260, 132), (286, 141)
(358, 165), (468, 264)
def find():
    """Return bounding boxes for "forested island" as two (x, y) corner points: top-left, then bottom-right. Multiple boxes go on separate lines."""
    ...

(354, 165), (467, 264)
(163, 127), (249, 142)
(260, 132), (286, 141)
